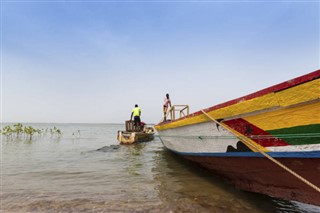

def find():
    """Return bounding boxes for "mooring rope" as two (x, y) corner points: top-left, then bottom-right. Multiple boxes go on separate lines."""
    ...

(200, 109), (320, 194)
(154, 133), (320, 139)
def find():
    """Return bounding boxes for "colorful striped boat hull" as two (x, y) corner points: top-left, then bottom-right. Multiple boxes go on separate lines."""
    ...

(155, 70), (320, 206)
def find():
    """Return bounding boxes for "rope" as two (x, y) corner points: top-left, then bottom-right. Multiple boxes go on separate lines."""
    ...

(154, 133), (320, 139)
(201, 109), (320, 194)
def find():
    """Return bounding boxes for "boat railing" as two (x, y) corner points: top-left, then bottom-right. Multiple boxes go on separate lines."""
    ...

(167, 105), (189, 121)
(125, 120), (143, 132)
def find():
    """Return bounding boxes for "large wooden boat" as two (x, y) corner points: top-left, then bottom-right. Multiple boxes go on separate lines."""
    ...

(117, 121), (155, 144)
(155, 70), (320, 206)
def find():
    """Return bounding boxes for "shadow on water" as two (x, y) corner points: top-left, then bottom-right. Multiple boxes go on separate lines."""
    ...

(152, 148), (320, 213)
(95, 143), (147, 153)
(96, 144), (121, 152)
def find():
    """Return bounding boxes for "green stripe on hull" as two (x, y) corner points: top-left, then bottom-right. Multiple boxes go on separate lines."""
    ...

(267, 124), (320, 145)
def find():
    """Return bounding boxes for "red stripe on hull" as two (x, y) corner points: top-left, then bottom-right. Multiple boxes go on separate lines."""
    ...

(182, 155), (320, 206)
(204, 69), (320, 113)
(157, 70), (320, 126)
(224, 118), (289, 147)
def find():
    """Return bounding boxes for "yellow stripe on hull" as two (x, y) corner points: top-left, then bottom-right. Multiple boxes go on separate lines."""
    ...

(155, 78), (320, 131)
(244, 101), (320, 131)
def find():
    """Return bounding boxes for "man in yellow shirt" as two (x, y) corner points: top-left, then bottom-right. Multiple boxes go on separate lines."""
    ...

(130, 104), (141, 127)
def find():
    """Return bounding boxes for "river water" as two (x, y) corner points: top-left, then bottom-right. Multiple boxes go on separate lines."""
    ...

(1, 123), (320, 212)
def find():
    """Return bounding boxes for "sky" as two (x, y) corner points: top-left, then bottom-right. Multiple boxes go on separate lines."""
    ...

(1, 0), (319, 124)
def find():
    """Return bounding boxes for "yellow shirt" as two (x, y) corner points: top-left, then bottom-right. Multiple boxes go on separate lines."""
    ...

(132, 107), (141, 117)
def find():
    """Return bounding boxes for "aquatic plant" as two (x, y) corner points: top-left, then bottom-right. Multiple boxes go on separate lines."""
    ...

(72, 130), (81, 138)
(13, 123), (23, 136)
(53, 126), (62, 135)
(1, 125), (14, 137)
(23, 126), (34, 139)
(1, 123), (62, 141)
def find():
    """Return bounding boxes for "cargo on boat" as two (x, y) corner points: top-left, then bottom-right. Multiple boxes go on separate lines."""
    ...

(117, 120), (154, 144)
(155, 70), (320, 206)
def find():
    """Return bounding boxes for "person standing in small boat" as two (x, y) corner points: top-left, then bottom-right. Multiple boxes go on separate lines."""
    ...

(163, 93), (171, 121)
(130, 104), (141, 127)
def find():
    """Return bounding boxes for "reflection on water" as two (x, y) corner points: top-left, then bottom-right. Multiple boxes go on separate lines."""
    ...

(2, 123), (319, 212)
(153, 149), (320, 213)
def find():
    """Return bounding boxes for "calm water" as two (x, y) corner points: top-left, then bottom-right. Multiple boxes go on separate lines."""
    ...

(1, 123), (320, 213)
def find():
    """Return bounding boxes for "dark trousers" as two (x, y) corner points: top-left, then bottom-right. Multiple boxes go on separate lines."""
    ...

(134, 116), (141, 126)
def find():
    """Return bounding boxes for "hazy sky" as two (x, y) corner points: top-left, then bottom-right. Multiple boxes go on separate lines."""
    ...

(1, 1), (319, 124)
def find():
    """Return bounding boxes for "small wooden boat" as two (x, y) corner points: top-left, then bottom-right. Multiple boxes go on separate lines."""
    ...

(117, 121), (155, 144)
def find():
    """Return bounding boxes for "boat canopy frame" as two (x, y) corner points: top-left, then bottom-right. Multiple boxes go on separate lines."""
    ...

(166, 105), (189, 121)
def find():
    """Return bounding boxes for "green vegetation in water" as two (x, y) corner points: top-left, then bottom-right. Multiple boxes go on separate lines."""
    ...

(72, 130), (81, 138)
(1, 123), (62, 140)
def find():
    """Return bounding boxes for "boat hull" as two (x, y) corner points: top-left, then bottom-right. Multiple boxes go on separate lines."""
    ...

(177, 153), (320, 206)
(117, 131), (154, 144)
(159, 121), (320, 205)
(155, 69), (320, 205)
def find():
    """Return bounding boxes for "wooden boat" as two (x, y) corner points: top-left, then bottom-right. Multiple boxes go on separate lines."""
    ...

(155, 70), (320, 206)
(117, 121), (155, 144)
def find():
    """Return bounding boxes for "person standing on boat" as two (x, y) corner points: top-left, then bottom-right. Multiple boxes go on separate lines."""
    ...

(130, 104), (141, 127)
(163, 93), (171, 121)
